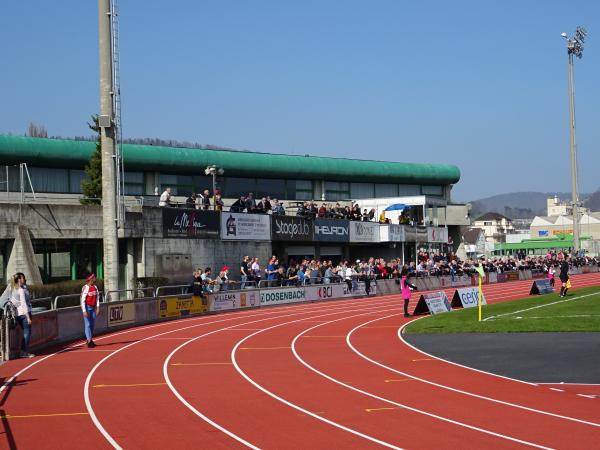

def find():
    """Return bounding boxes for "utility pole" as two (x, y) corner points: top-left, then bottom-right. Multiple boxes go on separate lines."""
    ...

(98, 0), (119, 295)
(561, 27), (587, 254)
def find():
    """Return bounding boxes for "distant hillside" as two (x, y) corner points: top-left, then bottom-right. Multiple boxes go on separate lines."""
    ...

(469, 191), (591, 220)
(584, 189), (600, 211)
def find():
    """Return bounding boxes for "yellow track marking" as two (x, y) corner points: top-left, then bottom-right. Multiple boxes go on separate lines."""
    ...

(0, 412), (89, 419)
(365, 407), (400, 413)
(412, 358), (434, 362)
(92, 383), (166, 388)
(384, 378), (413, 383)
(301, 335), (345, 338)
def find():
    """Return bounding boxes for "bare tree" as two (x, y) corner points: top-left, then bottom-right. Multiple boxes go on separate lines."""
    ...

(27, 122), (48, 138)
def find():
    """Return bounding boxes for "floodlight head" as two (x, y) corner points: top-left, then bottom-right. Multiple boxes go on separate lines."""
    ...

(575, 26), (587, 42)
(561, 32), (568, 38)
(217, 168), (225, 175)
(204, 167), (212, 175)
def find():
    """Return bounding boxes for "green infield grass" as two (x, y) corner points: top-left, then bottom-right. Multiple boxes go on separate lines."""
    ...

(405, 285), (600, 334)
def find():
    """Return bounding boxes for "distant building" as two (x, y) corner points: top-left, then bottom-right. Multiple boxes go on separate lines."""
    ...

(461, 228), (486, 259)
(547, 195), (572, 217)
(472, 212), (515, 246)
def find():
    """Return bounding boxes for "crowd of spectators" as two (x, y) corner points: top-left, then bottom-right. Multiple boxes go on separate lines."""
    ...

(158, 187), (408, 223)
(189, 250), (599, 294)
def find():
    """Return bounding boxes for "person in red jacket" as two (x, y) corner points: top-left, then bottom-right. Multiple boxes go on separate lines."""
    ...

(81, 274), (100, 348)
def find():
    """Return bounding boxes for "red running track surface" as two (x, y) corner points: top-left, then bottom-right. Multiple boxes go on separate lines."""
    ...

(1, 273), (599, 449)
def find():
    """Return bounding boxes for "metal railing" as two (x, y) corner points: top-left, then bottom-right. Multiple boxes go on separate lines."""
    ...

(155, 284), (191, 297)
(54, 292), (104, 310)
(105, 287), (155, 302)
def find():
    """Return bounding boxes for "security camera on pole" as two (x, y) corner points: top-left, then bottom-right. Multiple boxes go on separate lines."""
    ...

(561, 26), (588, 254)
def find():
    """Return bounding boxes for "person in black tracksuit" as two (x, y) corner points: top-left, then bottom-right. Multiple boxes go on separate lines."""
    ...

(559, 260), (570, 297)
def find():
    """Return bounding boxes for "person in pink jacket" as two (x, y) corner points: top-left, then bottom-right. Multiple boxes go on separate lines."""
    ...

(400, 268), (417, 317)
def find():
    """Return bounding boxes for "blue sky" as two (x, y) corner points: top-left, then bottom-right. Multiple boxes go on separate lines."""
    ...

(1, 1), (598, 201)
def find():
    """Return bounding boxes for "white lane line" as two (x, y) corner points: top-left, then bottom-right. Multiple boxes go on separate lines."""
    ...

(292, 313), (555, 450)
(230, 305), (406, 450)
(577, 394), (597, 399)
(162, 301), (399, 450)
(378, 320), (600, 428)
(84, 297), (402, 449)
(536, 383), (600, 386)
(550, 388), (565, 392)
(483, 292), (600, 322)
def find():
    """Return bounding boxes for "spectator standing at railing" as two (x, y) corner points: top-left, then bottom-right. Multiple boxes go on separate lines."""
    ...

(265, 257), (277, 287)
(81, 274), (100, 348)
(200, 189), (211, 210)
(185, 192), (197, 209)
(230, 196), (246, 213)
(8, 273), (34, 358)
(251, 258), (261, 286)
(159, 187), (172, 207)
(286, 264), (299, 286)
(245, 193), (257, 213)
(240, 256), (250, 289)
(214, 193), (224, 211)
(272, 199), (285, 216)
(201, 267), (215, 293)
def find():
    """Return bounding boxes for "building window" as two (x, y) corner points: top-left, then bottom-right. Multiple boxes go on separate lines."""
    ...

(69, 169), (86, 193)
(286, 180), (313, 200)
(124, 171), (145, 195)
(223, 177), (257, 198)
(421, 185), (444, 196)
(484, 221), (492, 226)
(159, 174), (194, 196)
(28, 167), (69, 193)
(256, 179), (286, 200)
(350, 182), (374, 199)
(398, 184), (421, 196)
(375, 183), (398, 198)
(325, 181), (350, 201)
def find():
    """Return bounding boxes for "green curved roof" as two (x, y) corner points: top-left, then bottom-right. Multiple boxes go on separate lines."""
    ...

(0, 135), (460, 184)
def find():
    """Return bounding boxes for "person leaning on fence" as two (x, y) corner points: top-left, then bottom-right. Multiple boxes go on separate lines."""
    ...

(8, 273), (35, 358)
(81, 274), (100, 348)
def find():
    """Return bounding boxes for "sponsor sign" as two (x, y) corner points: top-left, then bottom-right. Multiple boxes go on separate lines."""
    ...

(552, 229), (573, 235)
(220, 213), (271, 241)
(451, 287), (487, 309)
(314, 219), (349, 242)
(413, 291), (452, 315)
(342, 281), (377, 297)
(260, 287), (306, 305)
(531, 269), (546, 280)
(107, 302), (135, 327)
(30, 311), (58, 347)
(305, 284), (346, 301)
(349, 221), (380, 243)
(404, 226), (428, 242)
(209, 291), (260, 311)
(162, 209), (220, 238)
(427, 227), (448, 243)
(158, 295), (208, 318)
(380, 224), (406, 242)
(271, 216), (314, 241)
(496, 273), (508, 283)
(505, 271), (519, 282)
(529, 279), (554, 295)
(439, 274), (471, 288)
(538, 230), (549, 237)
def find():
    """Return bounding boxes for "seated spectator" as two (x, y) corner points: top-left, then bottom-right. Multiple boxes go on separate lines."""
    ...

(201, 267), (215, 293)
(378, 212), (386, 223)
(159, 187), (172, 207)
(230, 195), (246, 213)
(362, 209), (369, 221)
(214, 193), (224, 211)
(264, 196), (272, 212)
(256, 197), (268, 214)
(318, 203), (327, 218)
(368, 208), (376, 221)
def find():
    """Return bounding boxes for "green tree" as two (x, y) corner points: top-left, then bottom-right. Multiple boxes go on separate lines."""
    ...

(81, 115), (102, 205)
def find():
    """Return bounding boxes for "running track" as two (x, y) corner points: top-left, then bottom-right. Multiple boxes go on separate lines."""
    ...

(1, 273), (600, 449)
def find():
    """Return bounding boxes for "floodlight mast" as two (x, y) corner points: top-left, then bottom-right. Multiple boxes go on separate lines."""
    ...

(562, 27), (587, 254)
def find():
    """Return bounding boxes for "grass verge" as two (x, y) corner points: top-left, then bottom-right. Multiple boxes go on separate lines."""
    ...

(405, 285), (600, 333)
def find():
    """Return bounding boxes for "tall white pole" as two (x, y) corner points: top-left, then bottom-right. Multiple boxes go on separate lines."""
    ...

(567, 50), (580, 253)
(98, 0), (119, 294)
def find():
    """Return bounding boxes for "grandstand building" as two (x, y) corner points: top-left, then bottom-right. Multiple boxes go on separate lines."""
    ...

(0, 135), (470, 286)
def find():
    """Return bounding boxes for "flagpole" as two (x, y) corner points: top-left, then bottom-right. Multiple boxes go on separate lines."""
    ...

(476, 261), (484, 322)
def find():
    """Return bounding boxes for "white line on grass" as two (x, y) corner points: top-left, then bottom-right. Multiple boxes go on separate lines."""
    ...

(483, 291), (600, 322)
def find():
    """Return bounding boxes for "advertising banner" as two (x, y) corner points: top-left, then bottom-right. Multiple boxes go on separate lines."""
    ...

(162, 209), (220, 238)
(427, 227), (448, 243)
(314, 219), (349, 242)
(271, 216), (314, 241)
(158, 295), (208, 318)
(209, 290), (260, 311)
(260, 287), (306, 305)
(530, 279), (554, 295)
(107, 302), (135, 327)
(349, 221), (380, 243)
(342, 281), (377, 297)
(379, 224), (406, 242)
(304, 284), (346, 301)
(30, 312), (58, 347)
(413, 291), (452, 315)
(451, 287), (487, 309)
(439, 275), (471, 288)
(221, 213), (271, 241)
(404, 226), (428, 242)
(505, 271), (519, 282)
